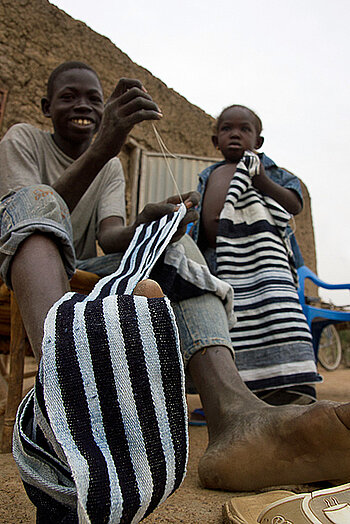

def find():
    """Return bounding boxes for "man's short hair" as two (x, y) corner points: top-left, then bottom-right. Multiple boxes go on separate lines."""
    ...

(46, 61), (101, 99)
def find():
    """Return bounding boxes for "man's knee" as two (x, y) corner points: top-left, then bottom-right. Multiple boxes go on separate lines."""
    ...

(0, 185), (76, 287)
(0, 184), (71, 226)
(176, 234), (207, 265)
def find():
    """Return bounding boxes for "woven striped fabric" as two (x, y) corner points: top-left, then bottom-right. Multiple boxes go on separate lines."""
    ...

(13, 205), (189, 523)
(216, 152), (320, 393)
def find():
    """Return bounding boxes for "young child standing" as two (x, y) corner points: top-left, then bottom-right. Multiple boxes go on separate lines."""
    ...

(192, 105), (320, 405)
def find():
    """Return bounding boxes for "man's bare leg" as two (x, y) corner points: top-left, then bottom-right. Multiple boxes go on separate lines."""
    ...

(189, 346), (350, 491)
(10, 234), (70, 361)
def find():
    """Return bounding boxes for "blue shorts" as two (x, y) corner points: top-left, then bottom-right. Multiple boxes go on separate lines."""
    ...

(0, 185), (233, 368)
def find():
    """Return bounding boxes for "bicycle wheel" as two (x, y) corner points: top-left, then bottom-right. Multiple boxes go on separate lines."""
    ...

(318, 324), (342, 371)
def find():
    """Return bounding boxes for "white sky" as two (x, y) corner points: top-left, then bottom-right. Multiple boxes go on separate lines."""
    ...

(51, 0), (350, 305)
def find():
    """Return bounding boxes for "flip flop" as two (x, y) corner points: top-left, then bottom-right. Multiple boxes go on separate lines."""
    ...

(223, 490), (295, 523)
(258, 483), (350, 523)
(189, 408), (207, 426)
(223, 483), (350, 523)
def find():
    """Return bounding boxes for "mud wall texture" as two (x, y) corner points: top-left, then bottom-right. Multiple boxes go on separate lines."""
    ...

(0, 0), (317, 285)
(295, 182), (318, 291)
(0, 0), (216, 155)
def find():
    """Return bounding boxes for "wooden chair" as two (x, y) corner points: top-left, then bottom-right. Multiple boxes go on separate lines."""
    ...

(0, 269), (100, 452)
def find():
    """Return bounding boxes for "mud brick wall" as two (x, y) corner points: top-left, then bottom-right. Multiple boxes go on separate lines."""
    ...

(295, 181), (318, 293)
(0, 0), (317, 287)
(0, 0), (216, 154)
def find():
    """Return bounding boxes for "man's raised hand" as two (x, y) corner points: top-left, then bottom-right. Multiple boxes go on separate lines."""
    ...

(93, 78), (162, 159)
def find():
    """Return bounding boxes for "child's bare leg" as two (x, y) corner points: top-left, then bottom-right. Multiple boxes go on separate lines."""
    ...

(11, 233), (70, 361)
(188, 346), (350, 491)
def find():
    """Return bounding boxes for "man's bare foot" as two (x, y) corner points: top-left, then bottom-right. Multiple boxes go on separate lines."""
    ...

(198, 401), (350, 491)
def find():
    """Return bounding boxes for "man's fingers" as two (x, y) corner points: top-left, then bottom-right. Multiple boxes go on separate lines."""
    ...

(166, 191), (200, 207)
(137, 203), (176, 224)
(182, 191), (200, 206)
(120, 108), (162, 128)
(118, 96), (160, 117)
(107, 84), (161, 116)
(179, 208), (199, 227)
(137, 202), (198, 226)
(135, 201), (198, 244)
(110, 78), (144, 98)
(170, 209), (199, 243)
(104, 84), (162, 131)
(113, 87), (158, 110)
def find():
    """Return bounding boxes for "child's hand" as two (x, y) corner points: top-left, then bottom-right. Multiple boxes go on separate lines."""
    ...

(93, 78), (162, 158)
(259, 162), (266, 177)
(252, 161), (268, 187)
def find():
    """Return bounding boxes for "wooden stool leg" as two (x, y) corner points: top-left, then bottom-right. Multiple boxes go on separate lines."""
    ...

(0, 372), (7, 415)
(1, 292), (26, 453)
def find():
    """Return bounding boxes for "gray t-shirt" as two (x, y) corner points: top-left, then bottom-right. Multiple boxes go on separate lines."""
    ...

(0, 123), (126, 259)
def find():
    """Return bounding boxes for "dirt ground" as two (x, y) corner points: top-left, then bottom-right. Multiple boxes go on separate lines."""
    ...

(1, 365), (350, 524)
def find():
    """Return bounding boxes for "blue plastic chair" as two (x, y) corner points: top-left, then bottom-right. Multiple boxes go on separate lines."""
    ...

(297, 265), (350, 361)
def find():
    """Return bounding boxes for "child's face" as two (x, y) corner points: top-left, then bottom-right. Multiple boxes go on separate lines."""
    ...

(43, 68), (104, 152)
(213, 107), (262, 162)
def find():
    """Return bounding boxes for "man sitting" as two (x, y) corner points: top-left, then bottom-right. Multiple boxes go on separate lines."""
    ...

(1, 61), (350, 500)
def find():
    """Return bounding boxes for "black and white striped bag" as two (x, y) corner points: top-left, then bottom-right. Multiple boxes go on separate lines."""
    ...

(13, 206), (189, 523)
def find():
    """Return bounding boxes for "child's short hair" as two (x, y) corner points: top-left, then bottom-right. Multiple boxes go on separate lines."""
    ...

(46, 61), (101, 99)
(214, 105), (263, 135)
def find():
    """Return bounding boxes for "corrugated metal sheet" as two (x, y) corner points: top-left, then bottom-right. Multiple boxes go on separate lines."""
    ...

(137, 152), (218, 212)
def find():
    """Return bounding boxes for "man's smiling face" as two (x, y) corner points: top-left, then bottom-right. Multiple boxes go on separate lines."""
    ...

(43, 68), (104, 156)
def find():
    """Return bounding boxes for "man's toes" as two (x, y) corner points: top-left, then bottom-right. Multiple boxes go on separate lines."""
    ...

(133, 279), (164, 298)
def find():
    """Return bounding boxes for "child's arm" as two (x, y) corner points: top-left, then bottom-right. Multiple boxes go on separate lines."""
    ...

(252, 164), (302, 215)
